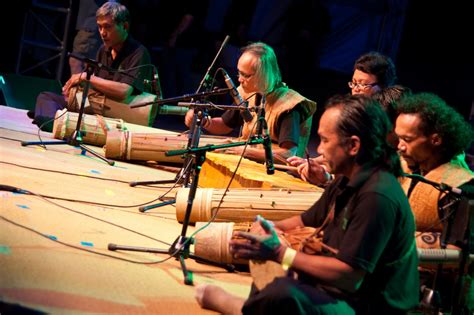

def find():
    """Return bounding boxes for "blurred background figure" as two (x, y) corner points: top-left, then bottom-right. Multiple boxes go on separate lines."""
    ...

(69, 0), (113, 74)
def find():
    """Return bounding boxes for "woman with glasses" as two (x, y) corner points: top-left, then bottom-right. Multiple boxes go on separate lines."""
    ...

(288, 51), (398, 185)
(184, 42), (317, 162)
(349, 51), (397, 96)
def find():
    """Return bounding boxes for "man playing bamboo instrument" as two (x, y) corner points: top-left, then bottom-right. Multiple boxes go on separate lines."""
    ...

(194, 94), (419, 314)
(30, 2), (155, 131)
(395, 92), (474, 312)
(184, 42), (317, 163)
(287, 51), (398, 184)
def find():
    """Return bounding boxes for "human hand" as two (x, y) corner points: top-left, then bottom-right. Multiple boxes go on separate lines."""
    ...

(62, 72), (85, 97)
(288, 156), (331, 186)
(184, 109), (195, 127)
(230, 215), (284, 262)
(286, 156), (306, 167)
(216, 145), (245, 156)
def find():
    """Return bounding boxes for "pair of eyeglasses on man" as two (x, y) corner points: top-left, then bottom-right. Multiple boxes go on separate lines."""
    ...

(348, 81), (378, 89)
(237, 71), (254, 80)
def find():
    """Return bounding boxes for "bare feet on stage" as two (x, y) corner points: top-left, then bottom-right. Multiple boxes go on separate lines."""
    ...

(195, 284), (245, 315)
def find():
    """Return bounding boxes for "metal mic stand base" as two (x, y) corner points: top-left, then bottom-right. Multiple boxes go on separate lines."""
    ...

(129, 165), (190, 212)
(20, 65), (114, 166)
(21, 137), (114, 166)
(109, 236), (235, 285)
(108, 150), (234, 285)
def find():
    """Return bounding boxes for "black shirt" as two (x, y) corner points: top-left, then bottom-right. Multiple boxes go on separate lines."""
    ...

(301, 164), (420, 313)
(95, 36), (152, 95)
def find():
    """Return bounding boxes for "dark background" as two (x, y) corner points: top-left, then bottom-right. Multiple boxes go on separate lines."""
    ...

(2, 1), (473, 129)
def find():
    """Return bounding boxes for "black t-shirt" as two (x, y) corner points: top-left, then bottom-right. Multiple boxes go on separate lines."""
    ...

(95, 36), (152, 95)
(301, 165), (420, 313)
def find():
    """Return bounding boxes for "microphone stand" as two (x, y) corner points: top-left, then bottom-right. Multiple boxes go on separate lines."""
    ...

(451, 198), (474, 315)
(21, 62), (114, 166)
(129, 35), (230, 212)
(410, 174), (471, 313)
(109, 137), (265, 285)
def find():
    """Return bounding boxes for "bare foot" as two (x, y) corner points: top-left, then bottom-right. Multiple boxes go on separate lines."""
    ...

(195, 284), (245, 315)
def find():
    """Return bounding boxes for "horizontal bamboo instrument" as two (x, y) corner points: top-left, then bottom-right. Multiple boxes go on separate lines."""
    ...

(52, 109), (125, 146)
(193, 222), (316, 266)
(104, 131), (229, 163)
(68, 86), (158, 126)
(176, 187), (323, 223)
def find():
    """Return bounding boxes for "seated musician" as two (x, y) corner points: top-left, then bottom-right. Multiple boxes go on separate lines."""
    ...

(29, 2), (155, 132)
(287, 53), (401, 184)
(195, 94), (420, 314)
(184, 42), (317, 163)
(394, 92), (474, 311)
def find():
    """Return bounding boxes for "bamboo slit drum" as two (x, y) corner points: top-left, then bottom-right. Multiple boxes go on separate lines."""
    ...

(199, 152), (321, 190)
(105, 131), (230, 164)
(52, 109), (125, 146)
(193, 222), (316, 269)
(194, 221), (253, 265)
(175, 188), (323, 223)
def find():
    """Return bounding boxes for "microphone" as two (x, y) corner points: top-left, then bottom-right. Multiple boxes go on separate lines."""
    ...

(157, 105), (189, 116)
(144, 67), (162, 99)
(403, 173), (474, 198)
(417, 248), (474, 264)
(68, 52), (114, 72)
(263, 134), (275, 175)
(223, 70), (253, 122)
(260, 97), (274, 175)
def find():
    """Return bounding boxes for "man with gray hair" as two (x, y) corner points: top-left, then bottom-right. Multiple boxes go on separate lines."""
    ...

(184, 42), (316, 162)
(31, 1), (154, 131)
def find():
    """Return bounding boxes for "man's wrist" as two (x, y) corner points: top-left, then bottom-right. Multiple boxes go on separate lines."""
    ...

(281, 247), (297, 270)
(203, 116), (212, 129)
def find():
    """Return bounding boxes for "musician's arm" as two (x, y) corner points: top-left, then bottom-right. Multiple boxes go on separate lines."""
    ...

(274, 215), (305, 232)
(203, 117), (234, 134)
(63, 72), (134, 101)
(184, 109), (234, 134)
(282, 252), (365, 293)
(88, 75), (134, 101)
(222, 141), (297, 164)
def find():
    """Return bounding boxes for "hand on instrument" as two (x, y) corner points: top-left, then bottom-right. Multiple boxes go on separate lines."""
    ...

(230, 215), (284, 262)
(62, 72), (86, 98)
(249, 218), (282, 235)
(216, 145), (245, 156)
(184, 109), (195, 127)
(287, 155), (331, 186)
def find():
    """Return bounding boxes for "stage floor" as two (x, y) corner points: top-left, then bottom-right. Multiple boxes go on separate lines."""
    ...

(0, 105), (251, 314)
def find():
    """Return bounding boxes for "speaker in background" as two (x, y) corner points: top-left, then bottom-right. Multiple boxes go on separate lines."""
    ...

(0, 73), (62, 111)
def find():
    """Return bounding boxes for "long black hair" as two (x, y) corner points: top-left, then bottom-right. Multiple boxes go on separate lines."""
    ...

(326, 94), (402, 176)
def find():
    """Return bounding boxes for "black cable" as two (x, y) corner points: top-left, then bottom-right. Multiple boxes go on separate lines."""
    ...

(0, 214), (173, 265)
(0, 161), (177, 208)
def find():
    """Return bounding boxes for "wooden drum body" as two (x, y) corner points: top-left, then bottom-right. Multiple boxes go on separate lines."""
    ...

(175, 188), (322, 223)
(52, 109), (124, 146)
(68, 87), (158, 126)
(105, 131), (229, 164)
(193, 222), (316, 271)
(193, 221), (252, 265)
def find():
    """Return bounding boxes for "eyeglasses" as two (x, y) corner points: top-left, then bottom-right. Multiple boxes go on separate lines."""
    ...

(238, 70), (254, 80)
(348, 81), (378, 90)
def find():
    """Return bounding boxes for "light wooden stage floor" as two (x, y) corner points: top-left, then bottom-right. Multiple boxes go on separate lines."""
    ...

(0, 106), (252, 314)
